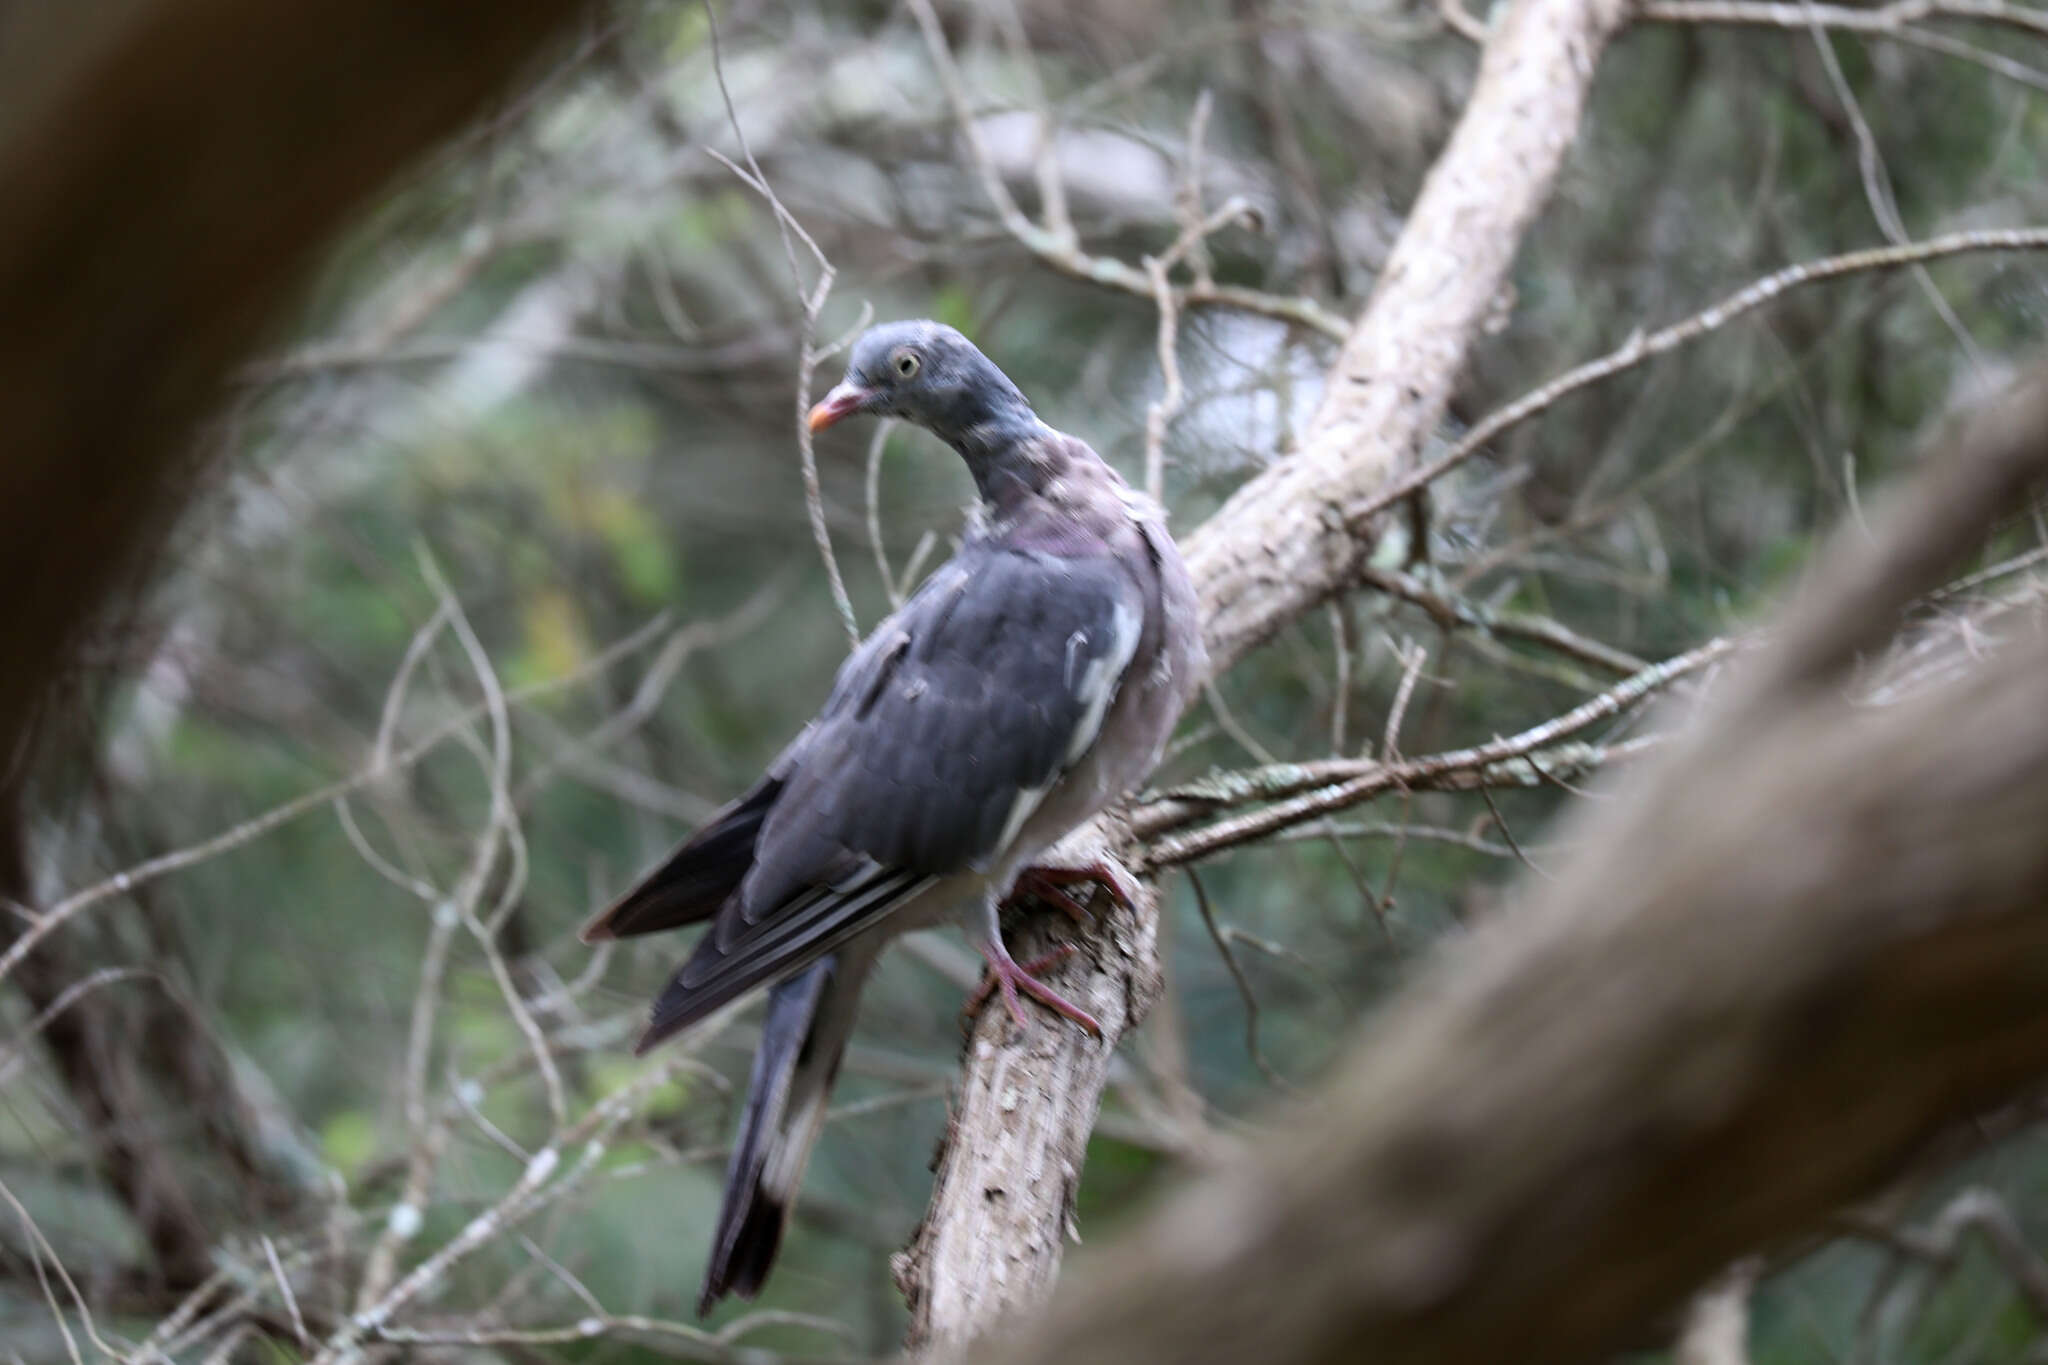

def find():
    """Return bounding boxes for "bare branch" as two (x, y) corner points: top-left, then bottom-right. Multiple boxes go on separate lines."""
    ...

(0, 608), (690, 990)
(1349, 228), (2048, 535)
(1186, 868), (1286, 1089)
(957, 357), (2048, 1365)
(1378, 638), (1430, 762)
(369, 1306), (855, 1354)
(1180, 0), (1634, 673)
(904, 0), (1634, 1343)
(702, 0), (859, 650)
(420, 550), (562, 1127)
(1135, 636), (1731, 861)
(903, 0), (1349, 341)
(0, 1176), (119, 1362)
(1360, 565), (1649, 676)
(315, 1037), (728, 1362)
(1641, 0), (2048, 38)
(1802, 4), (1984, 368)
(895, 820), (1164, 1354)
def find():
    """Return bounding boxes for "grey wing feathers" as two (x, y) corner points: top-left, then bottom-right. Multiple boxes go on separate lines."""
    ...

(579, 777), (780, 942)
(636, 861), (929, 1053)
(631, 544), (1144, 1052)
(798, 550), (1141, 873)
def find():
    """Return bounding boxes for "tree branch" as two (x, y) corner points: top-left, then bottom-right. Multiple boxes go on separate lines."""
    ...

(1640, 0), (2048, 39)
(896, 819), (1165, 1354)
(900, 0), (1633, 1347)
(1180, 0), (1634, 675)
(953, 359), (2048, 1365)
(1349, 227), (2048, 537)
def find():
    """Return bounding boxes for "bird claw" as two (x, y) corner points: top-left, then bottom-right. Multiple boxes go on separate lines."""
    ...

(1003, 859), (1140, 924)
(962, 941), (1102, 1037)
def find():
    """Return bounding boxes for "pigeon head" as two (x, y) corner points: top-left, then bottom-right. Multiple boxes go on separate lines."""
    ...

(808, 320), (1034, 450)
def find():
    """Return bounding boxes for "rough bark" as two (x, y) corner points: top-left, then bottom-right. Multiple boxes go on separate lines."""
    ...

(898, 0), (1632, 1346)
(949, 366), (2048, 1365)
(896, 823), (1164, 1355)
(1180, 0), (1633, 676)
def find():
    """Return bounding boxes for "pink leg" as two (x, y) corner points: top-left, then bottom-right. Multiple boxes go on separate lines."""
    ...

(963, 939), (1102, 1037)
(963, 888), (1103, 1036)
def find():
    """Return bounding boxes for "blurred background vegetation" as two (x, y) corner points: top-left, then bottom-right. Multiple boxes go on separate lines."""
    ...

(6, 0), (2048, 1359)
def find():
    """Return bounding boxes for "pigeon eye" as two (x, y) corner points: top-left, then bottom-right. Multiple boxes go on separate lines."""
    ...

(892, 350), (921, 379)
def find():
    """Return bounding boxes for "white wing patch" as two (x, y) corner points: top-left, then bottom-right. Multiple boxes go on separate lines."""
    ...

(993, 780), (1051, 863)
(980, 595), (1143, 866)
(1063, 597), (1142, 766)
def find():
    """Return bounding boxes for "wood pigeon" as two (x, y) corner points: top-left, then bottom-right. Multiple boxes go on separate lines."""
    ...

(580, 319), (1206, 1314)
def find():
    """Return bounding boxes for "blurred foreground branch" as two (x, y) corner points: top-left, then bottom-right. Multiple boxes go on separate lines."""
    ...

(0, 0), (592, 776)
(0, 0), (595, 1307)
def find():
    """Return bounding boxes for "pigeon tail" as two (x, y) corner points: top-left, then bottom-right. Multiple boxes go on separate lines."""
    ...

(698, 945), (873, 1316)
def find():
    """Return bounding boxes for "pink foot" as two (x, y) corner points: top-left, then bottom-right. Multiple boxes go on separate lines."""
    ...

(963, 941), (1102, 1037)
(1004, 860), (1140, 923)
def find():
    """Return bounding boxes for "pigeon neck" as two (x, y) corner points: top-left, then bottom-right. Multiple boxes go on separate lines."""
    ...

(946, 406), (1056, 508)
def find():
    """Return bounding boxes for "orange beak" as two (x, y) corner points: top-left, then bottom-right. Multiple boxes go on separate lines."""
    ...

(806, 382), (870, 433)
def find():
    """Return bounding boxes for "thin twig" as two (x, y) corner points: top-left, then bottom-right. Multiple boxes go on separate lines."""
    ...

(1137, 636), (1737, 864)
(1139, 91), (1220, 504)
(420, 549), (563, 1128)
(1202, 678), (1278, 765)
(1328, 601), (1354, 754)
(991, 0), (1075, 246)
(1380, 639), (1430, 762)
(1924, 543), (2048, 603)
(263, 1235), (311, 1351)
(1641, 0), (2048, 39)
(1839, 1187), (2048, 1323)
(0, 611), (674, 990)
(1186, 869), (1286, 1088)
(701, 0), (859, 649)
(314, 1038), (727, 1361)
(1872, 21), (2048, 94)
(0, 1176), (119, 1362)
(0, 966), (156, 1085)
(1361, 565), (1648, 675)
(1274, 819), (1515, 858)
(1478, 786), (1548, 880)
(904, 0), (1347, 340)
(369, 1307), (857, 1353)
(1347, 228), (2048, 532)
(372, 597), (452, 772)
(793, 299), (868, 651)
(1802, 2), (1984, 369)
(511, 567), (790, 808)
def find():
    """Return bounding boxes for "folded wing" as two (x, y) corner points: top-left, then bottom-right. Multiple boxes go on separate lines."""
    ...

(632, 542), (1144, 1053)
(579, 777), (782, 942)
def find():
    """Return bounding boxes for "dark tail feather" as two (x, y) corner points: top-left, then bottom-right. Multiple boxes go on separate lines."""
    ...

(698, 944), (874, 1316)
(580, 778), (780, 942)
(631, 865), (925, 1057)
